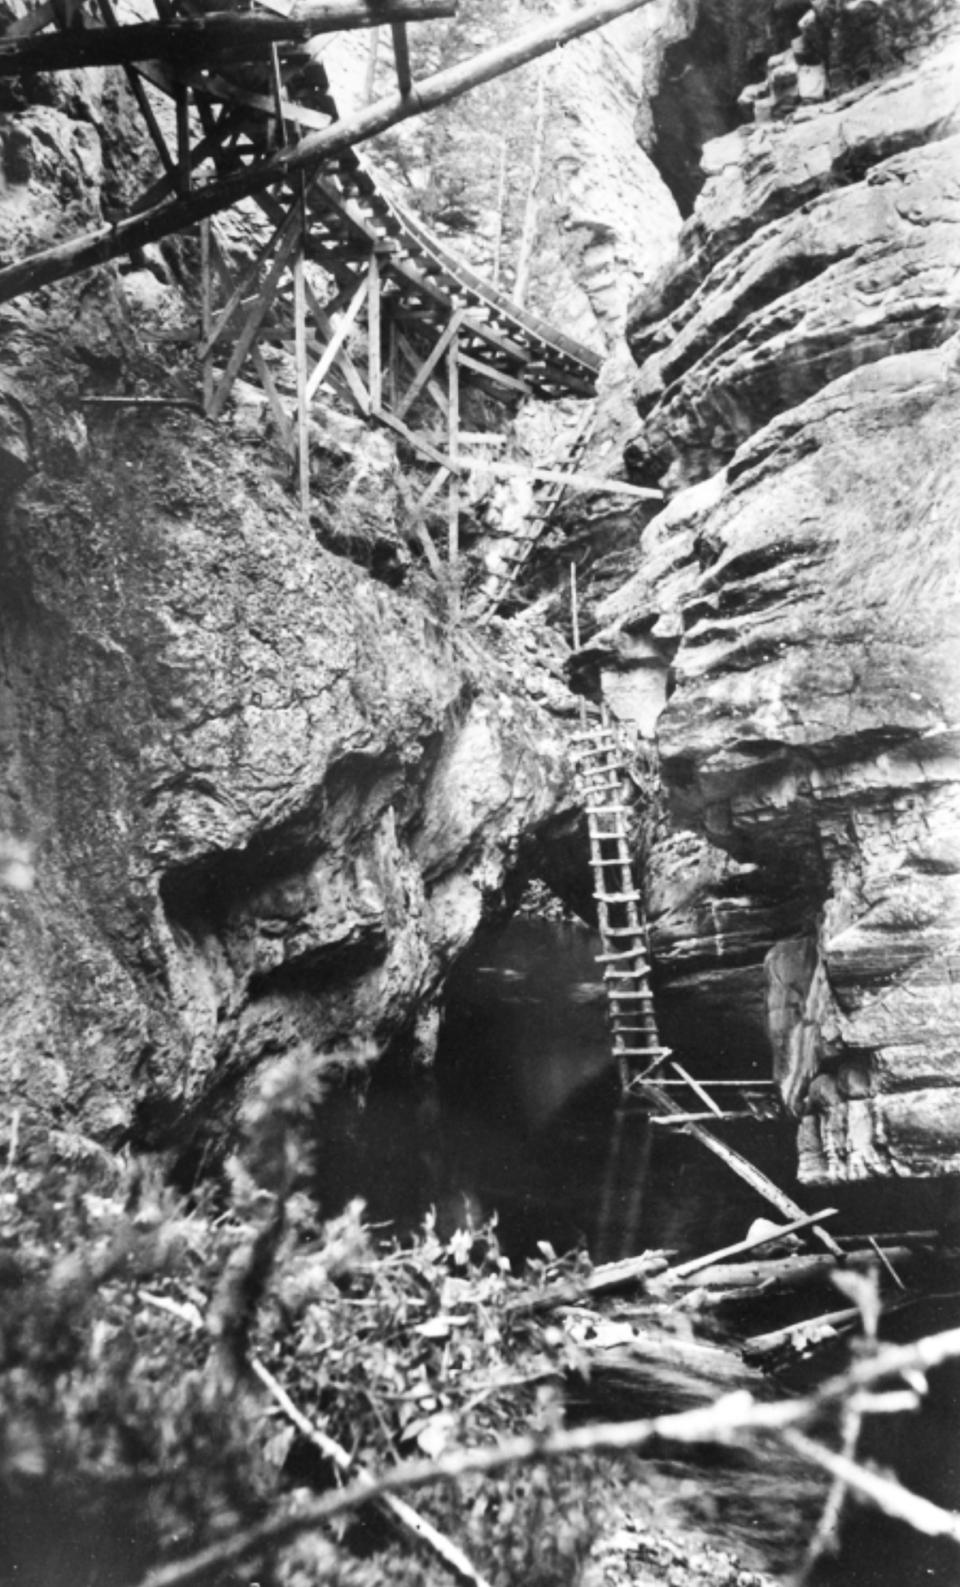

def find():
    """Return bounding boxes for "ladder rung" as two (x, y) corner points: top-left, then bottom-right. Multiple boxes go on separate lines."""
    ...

(594, 891), (640, 904)
(585, 805), (631, 815)
(592, 858), (632, 870)
(596, 949), (645, 962)
(605, 968), (650, 981)
(608, 991), (654, 1003)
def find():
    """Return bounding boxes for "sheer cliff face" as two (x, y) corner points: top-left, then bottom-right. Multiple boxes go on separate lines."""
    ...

(598, 3), (960, 1180)
(0, 70), (582, 1149)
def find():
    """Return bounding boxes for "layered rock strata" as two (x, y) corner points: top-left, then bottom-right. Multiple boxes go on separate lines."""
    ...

(590, 9), (960, 1179)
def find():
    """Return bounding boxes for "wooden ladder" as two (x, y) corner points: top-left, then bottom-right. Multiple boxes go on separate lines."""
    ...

(473, 406), (595, 620)
(573, 713), (666, 1090)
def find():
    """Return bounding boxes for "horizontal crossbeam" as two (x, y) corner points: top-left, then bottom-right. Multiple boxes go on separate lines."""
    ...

(0, 1), (456, 74)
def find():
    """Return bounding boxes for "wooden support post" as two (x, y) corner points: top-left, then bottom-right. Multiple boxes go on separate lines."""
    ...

(200, 216), (213, 414)
(175, 82), (191, 195)
(269, 41), (287, 147)
(391, 21), (412, 95)
(367, 251), (382, 412)
(447, 316), (460, 572)
(294, 177), (311, 519)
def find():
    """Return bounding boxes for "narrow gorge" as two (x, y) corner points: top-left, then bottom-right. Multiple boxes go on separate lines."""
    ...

(1, 1), (959, 1583)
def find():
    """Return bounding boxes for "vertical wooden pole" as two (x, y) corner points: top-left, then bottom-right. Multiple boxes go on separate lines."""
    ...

(363, 24), (380, 103)
(570, 559), (581, 649)
(200, 216), (213, 415)
(269, 41), (286, 146)
(367, 251), (382, 412)
(447, 314), (460, 606)
(175, 83), (191, 194)
(386, 313), (398, 412)
(294, 183), (310, 522)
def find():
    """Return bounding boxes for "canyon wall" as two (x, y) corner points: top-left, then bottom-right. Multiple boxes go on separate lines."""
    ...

(0, 52), (588, 1151)
(589, 0), (960, 1180)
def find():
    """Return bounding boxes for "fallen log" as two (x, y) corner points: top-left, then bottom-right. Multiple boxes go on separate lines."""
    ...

(682, 1246), (915, 1299)
(658, 1209), (840, 1284)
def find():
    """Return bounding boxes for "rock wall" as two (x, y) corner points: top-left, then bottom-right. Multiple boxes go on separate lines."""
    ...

(589, 2), (960, 1180)
(0, 64), (582, 1152)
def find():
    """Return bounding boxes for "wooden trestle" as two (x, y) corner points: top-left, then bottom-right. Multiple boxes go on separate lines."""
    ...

(0, 0), (645, 585)
(572, 715), (666, 1090)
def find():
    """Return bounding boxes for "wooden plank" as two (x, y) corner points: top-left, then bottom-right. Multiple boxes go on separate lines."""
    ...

(391, 20), (412, 95)
(633, 1079), (844, 1260)
(0, 0), (661, 304)
(670, 1059), (724, 1119)
(468, 457), (663, 500)
(293, 230), (310, 518)
(208, 221), (301, 419)
(200, 216), (213, 414)
(304, 271), (369, 402)
(458, 351), (532, 397)
(0, 2), (459, 74)
(395, 307), (465, 422)
(665, 1210), (841, 1282)
(367, 251), (382, 411)
(448, 316), (460, 567)
(175, 81), (190, 193)
(301, 276), (370, 416)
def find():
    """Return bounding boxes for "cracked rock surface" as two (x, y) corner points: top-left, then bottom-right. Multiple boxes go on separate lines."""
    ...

(594, 9), (960, 1180)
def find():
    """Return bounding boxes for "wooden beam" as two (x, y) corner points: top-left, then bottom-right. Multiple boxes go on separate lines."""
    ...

(0, 2), (458, 75)
(367, 251), (382, 411)
(0, 0), (657, 303)
(447, 317), (460, 567)
(466, 458), (663, 500)
(391, 21), (412, 95)
(458, 351), (532, 397)
(200, 216), (213, 414)
(395, 307), (465, 422)
(293, 238), (311, 519)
